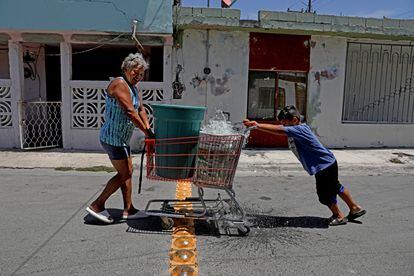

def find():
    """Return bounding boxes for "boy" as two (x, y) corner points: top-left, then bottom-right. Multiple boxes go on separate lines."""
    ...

(243, 105), (366, 226)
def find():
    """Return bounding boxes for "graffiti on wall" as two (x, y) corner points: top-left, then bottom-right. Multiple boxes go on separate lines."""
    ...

(172, 64), (185, 99)
(190, 68), (234, 96)
(313, 67), (338, 85)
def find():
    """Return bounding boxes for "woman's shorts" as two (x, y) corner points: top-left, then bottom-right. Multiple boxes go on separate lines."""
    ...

(314, 161), (344, 206)
(100, 140), (131, 160)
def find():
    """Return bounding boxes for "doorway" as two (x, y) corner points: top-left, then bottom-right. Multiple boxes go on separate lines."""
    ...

(20, 43), (62, 149)
(247, 71), (307, 147)
(247, 33), (310, 148)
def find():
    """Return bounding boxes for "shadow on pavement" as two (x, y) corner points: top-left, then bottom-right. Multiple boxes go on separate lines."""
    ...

(86, 212), (329, 235)
(126, 216), (171, 235)
(125, 217), (221, 236)
(125, 214), (329, 237)
(247, 214), (329, 229)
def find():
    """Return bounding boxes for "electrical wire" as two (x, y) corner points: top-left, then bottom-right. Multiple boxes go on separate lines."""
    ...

(394, 9), (414, 18)
(30, 32), (130, 57)
(315, 0), (337, 10)
(288, 0), (302, 10)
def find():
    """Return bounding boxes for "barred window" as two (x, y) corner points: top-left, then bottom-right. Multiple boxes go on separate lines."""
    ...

(342, 42), (414, 123)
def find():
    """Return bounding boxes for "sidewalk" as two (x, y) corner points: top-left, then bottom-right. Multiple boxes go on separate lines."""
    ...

(1, 148), (413, 174)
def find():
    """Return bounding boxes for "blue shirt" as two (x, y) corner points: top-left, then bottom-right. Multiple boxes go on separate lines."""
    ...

(99, 77), (139, 147)
(284, 124), (336, 175)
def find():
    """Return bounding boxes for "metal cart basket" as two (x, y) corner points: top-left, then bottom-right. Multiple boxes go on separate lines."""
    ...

(143, 131), (250, 236)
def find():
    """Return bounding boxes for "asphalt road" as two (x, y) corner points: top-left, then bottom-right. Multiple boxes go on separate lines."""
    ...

(0, 168), (413, 275)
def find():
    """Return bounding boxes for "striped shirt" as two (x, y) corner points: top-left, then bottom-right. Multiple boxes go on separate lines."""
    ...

(99, 77), (139, 147)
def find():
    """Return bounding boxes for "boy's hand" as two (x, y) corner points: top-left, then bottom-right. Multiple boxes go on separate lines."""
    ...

(243, 119), (258, 128)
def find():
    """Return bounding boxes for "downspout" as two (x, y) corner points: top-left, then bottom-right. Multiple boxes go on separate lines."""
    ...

(205, 29), (210, 108)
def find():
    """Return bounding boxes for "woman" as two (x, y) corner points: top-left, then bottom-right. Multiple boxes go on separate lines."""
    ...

(86, 53), (153, 223)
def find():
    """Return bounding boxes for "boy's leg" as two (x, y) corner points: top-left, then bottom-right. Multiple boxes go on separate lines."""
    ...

(338, 187), (366, 219)
(338, 187), (362, 212)
(328, 203), (345, 219)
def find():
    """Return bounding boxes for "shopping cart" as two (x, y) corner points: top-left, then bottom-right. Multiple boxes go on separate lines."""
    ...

(143, 128), (254, 236)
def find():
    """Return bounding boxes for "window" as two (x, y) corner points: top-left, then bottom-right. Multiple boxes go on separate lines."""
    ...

(247, 71), (307, 120)
(277, 72), (307, 119)
(342, 42), (414, 123)
(247, 71), (276, 120)
(258, 87), (275, 109)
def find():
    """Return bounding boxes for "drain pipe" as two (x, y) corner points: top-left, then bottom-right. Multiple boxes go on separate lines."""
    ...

(205, 29), (210, 108)
(203, 28), (212, 126)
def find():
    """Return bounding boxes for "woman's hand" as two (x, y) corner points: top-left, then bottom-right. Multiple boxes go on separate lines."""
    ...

(145, 128), (155, 139)
(243, 119), (258, 128)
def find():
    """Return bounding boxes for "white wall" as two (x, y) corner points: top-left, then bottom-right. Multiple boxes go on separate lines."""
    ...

(172, 29), (249, 123)
(308, 35), (414, 148)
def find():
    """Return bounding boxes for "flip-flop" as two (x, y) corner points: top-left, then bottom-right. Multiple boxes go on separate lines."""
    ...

(121, 210), (149, 220)
(86, 206), (114, 224)
(329, 217), (347, 226)
(347, 209), (367, 220)
(326, 215), (336, 224)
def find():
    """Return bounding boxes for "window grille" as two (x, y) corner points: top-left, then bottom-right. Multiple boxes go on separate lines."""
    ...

(70, 82), (164, 129)
(0, 83), (12, 127)
(342, 42), (414, 123)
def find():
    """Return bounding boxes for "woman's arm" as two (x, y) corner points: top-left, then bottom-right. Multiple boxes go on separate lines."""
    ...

(138, 89), (151, 130)
(108, 79), (147, 133)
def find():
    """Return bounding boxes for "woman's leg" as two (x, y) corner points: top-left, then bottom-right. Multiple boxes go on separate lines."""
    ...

(90, 158), (132, 212)
(119, 157), (138, 215)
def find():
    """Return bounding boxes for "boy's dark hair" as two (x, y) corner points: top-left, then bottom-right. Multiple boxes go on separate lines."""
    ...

(277, 105), (301, 121)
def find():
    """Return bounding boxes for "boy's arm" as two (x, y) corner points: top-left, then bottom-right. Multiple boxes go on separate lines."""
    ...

(243, 119), (286, 135)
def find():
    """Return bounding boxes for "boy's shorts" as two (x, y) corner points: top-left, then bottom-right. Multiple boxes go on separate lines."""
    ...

(100, 140), (131, 160)
(314, 161), (344, 206)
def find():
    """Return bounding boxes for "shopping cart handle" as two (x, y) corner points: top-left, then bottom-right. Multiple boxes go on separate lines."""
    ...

(244, 126), (257, 135)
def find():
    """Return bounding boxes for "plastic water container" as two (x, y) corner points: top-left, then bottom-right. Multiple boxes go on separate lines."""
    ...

(151, 104), (206, 179)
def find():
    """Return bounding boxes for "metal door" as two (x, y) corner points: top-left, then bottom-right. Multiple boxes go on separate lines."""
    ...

(19, 101), (62, 149)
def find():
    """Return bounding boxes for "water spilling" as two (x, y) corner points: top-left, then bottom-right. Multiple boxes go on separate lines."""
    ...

(201, 110), (253, 147)
(201, 110), (238, 135)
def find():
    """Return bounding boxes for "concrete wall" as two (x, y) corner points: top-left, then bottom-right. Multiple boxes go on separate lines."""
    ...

(171, 29), (249, 123)
(0, 0), (173, 34)
(308, 35), (414, 148)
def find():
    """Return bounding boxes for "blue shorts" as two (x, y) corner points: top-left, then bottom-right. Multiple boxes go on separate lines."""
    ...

(100, 140), (131, 160)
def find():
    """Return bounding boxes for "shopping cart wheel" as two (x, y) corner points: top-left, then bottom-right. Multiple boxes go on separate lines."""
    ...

(237, 225), (250, 236)
(161, 217), (174, 230)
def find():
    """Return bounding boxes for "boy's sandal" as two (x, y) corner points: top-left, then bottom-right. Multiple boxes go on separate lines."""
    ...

(326, 215), (336, 224)
(329, 217), (347, 226)
(347, 209), (367, 220)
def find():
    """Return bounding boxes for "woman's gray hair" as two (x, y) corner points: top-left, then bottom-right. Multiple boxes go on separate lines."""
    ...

(121, 53), (149, 72)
